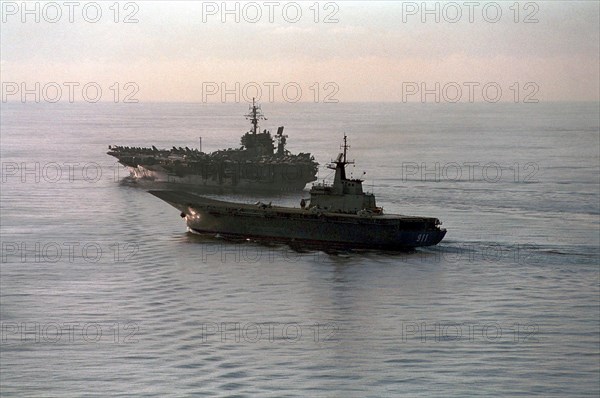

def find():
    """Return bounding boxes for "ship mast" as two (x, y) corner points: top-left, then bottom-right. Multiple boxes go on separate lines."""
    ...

(338, 134), (354, 166)
(329, 134), (354, 181)
(245, 97), (265, 135)
(341, 134), (349, 164)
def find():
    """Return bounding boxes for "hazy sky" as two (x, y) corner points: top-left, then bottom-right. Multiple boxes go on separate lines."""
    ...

(1, 1), (599, 102)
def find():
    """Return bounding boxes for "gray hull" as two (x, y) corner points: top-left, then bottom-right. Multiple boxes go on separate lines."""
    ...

(150, 191), (446, 250)
(128, 165), (312, 192)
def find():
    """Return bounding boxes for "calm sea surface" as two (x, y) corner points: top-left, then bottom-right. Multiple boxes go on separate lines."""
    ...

(1, 102), (599, 397)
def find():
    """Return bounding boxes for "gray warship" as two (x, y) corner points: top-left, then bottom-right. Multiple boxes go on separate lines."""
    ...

(107, 99), (318, 192)
(150, 136), (447, 250)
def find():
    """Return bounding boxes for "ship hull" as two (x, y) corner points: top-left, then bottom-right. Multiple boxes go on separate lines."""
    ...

(124, 164), (315, 192)
(150, 190), (446, 250)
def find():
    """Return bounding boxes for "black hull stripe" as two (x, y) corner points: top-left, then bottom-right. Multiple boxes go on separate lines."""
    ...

(189, 228), (446, 251)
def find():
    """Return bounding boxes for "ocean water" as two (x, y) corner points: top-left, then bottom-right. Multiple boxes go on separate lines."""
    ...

(1, 101), (598, 397)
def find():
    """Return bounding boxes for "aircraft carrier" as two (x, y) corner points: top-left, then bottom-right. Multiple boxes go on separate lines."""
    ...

(108, 100), (319, 192)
